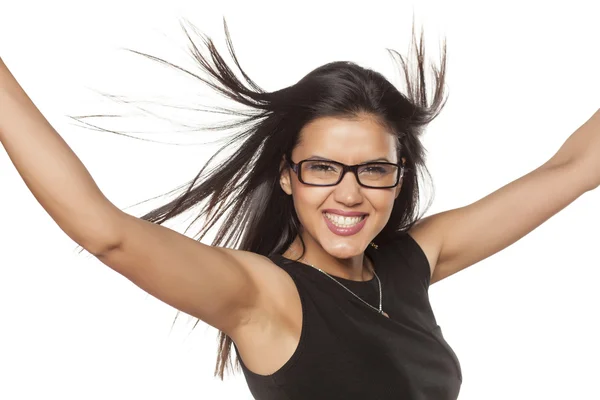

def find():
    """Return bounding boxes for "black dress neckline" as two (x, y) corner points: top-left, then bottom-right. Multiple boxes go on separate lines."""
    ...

(273, 244), (380, 286)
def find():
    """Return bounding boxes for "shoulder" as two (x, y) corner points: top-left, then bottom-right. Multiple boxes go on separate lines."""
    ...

(405, 215), (445, 284)
(222, 250), (301, 341)
(376, 219), (442, 286)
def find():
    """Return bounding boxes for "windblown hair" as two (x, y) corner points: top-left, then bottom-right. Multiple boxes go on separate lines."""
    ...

(74, 18), (447, 380)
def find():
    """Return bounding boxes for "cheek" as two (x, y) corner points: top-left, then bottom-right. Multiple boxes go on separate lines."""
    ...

(290, 185), (331, 222)
(293, 187), (329, 209)
(364, 192), (397, 231)
(364, 185), (396, 204)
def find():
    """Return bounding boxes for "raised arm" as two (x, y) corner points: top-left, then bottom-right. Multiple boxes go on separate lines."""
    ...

(409, 109), (600, 284)
(0, 58), (274, 336)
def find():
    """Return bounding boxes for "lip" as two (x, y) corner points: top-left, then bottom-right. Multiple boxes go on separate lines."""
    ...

(323, 213), (368, 236)
(322, 209), (369, 217)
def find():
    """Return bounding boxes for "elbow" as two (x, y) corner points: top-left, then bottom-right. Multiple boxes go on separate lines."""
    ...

(87, 240), (122, 258)
(78, 209), (127, 257)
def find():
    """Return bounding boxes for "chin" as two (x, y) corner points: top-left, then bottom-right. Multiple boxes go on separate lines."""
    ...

(321, 240), (367, 259)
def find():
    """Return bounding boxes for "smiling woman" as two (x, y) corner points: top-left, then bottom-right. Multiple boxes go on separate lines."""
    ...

(0, 17), (452, 397)
(280, 116), (408, 267)
(1, 13), (597, 400)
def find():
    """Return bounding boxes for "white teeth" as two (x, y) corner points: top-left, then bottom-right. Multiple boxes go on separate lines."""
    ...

(324, 212), (365, 227)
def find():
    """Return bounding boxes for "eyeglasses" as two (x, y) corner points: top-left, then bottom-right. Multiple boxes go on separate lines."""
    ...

(287, 158), (405, 189)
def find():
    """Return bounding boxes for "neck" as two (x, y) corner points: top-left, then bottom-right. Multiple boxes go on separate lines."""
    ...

(283, 236), (373, 281)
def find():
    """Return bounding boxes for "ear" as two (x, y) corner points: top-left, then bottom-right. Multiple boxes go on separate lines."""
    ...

(394, 157), (407, 199)
(279, 157), (293, 195)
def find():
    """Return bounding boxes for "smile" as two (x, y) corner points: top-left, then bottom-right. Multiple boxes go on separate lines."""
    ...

(322, 212), (368, 236)
(323, 212), (366, 227)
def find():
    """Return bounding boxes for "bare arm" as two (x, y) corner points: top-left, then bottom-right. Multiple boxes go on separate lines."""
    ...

(0, 58), (119, 251)
(409, 109), (599, 284)
(0, 58), (272, 335)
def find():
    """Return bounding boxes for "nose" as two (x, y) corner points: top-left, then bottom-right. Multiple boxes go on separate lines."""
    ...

(333, 171), (364, 206)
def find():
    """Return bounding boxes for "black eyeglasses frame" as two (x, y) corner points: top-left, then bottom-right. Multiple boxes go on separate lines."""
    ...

(286, 158), (406, 189)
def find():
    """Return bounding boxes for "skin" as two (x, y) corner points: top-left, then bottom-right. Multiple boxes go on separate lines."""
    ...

(279, 113), (405, 281)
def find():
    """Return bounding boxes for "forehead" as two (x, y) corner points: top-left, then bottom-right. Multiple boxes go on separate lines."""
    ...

(294, 116), (397, 163)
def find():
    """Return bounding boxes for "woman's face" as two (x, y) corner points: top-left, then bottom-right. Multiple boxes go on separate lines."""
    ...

(280, 114), (404, 260)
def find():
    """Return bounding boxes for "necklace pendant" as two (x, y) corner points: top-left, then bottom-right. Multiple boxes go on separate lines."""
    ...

(382, 310), (389, 318)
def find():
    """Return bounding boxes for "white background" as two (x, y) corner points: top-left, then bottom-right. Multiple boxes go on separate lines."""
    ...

(1, 0), (599, 399)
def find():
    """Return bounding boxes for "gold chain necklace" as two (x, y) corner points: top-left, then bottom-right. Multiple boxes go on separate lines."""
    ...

(301, 258), (389, 318)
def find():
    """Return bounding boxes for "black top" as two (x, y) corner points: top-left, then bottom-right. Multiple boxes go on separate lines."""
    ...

(234, 233), (462, 400)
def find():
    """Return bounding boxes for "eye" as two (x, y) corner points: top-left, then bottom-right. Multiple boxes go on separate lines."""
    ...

(306, 162), (339, 172)
(363, 166), (387, 174)
(311, 163), (335, 171)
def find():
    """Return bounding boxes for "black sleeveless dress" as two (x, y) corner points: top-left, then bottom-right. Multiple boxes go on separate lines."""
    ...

(233, 232), (462, 399)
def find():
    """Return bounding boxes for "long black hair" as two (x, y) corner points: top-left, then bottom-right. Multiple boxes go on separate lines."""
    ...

(73, 17), (447, 380)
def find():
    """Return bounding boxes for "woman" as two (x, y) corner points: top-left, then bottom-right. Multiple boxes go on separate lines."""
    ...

(1, 20), (598, 399)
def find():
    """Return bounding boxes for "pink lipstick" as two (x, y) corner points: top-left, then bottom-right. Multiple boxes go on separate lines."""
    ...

(322, 211), (368, 236)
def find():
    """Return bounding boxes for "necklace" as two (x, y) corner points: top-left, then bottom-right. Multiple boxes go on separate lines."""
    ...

(301, 258), (389, 318)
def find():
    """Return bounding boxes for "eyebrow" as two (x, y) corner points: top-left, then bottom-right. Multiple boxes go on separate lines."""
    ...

(307, 155), (392, 163)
